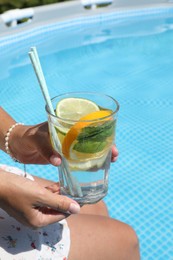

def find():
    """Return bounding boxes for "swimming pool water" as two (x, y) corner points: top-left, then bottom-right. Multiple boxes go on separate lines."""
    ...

(0, 7), (173, 259)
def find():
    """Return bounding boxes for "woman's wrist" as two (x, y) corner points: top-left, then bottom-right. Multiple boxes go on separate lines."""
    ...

(0, 170), (8, 206)
(8, 124), (28, 161)
(5, 123), (24, 162)
(0, 107), (16, 152)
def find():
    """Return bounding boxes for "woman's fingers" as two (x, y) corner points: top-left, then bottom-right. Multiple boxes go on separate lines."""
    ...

(111, 145), (119, 162)
(45, 182), (60, 193)
(28, 189), (81, 228)
(49, 154), (62, 166)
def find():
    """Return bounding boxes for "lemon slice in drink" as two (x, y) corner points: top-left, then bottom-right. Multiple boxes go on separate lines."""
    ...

(55, 97), (100, 144)
(68, 151), (109, 171)
(54, 125), (68, 144)
(56, 97), (100, 121)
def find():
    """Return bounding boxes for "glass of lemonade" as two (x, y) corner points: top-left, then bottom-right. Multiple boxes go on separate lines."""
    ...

(46, 92), (119, 205)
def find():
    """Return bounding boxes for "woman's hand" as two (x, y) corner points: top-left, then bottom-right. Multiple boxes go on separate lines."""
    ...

(0, 170), (80, 228)
(9, 122), (61, 165)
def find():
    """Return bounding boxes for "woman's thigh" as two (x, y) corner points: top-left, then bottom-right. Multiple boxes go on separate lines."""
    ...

(79, 200), (109, 216)
(67, 214), (140, 260)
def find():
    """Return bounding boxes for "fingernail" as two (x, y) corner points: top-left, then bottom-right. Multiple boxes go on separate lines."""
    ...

(69, 203), (80, 214)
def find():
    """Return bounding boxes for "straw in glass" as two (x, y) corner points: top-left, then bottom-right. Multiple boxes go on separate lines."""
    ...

(28, 46), (83, 197)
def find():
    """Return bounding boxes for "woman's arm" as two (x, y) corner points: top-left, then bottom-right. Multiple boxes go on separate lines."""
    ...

(0, 107), (16, 152)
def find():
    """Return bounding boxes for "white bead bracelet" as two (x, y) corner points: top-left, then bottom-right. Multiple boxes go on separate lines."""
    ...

(5, 122), (24, 162)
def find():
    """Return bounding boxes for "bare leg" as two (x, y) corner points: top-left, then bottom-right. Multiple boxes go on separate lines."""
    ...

(33, 177), (140, 259)
(67, 214), (140, 260)
(80, 200), (109, 216)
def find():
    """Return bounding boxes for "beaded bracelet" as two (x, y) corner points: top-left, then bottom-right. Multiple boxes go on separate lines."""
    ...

(5, 122), (24, 162)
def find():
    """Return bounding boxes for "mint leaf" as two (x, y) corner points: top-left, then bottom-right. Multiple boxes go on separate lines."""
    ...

(73, 141), (107, 153)
(73, 120), (115, 153)
(77, 120), (115, 142)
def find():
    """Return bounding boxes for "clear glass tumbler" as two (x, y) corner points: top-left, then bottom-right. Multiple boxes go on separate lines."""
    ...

(46, 92), (119, 205)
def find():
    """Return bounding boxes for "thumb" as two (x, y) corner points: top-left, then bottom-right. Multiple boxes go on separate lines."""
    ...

(37, 144), (62, 166)
(40, 190), (80, 214)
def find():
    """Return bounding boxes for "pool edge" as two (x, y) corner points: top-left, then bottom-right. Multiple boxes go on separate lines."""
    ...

(0, 0), (173, 37)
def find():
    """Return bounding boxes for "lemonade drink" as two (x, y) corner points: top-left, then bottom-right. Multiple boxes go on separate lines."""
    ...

(46, 92), (119, 204)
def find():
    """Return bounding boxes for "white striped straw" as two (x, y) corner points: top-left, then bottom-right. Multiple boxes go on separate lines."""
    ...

(28, 47), (54, 115)
(28, 47), (62, 154)
(28, 46), (83, 197)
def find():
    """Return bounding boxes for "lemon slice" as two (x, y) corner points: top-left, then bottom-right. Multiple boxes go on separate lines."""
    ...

(55, 125), (69, 135)
(68, 151), (109, 171)
(54, 125), (69, 145)
(56, 97), (100, 121)
(62, 110), (112, 159)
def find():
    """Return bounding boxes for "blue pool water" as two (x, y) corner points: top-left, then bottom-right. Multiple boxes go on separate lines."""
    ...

(0, 7), (173, 259)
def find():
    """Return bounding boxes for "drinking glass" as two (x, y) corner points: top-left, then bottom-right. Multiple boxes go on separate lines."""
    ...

(46, 92), (119, 205)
